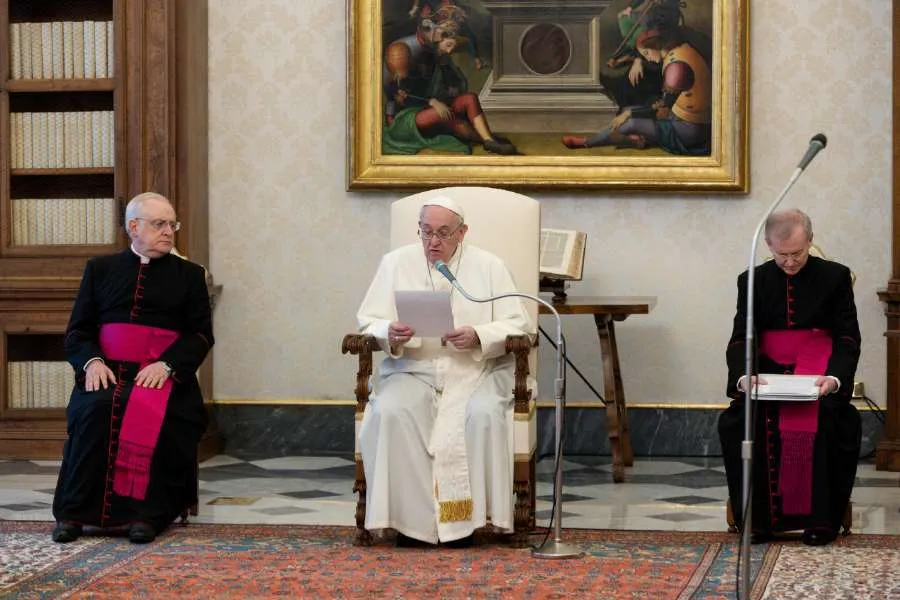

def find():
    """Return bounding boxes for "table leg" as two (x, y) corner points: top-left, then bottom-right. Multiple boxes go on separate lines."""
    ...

(595, 314), (631, 482)
(609, 317), (634, 467)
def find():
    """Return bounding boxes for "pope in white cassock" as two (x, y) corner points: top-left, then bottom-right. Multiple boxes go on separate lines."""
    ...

(357, 196), (535, 547)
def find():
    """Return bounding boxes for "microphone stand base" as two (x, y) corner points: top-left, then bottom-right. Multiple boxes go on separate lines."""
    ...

(531, 540), (584, 560)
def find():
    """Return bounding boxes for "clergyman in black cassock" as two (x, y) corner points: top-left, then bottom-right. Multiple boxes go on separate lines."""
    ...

(52, 192), (213, 544)
(717, 209), (861, 547)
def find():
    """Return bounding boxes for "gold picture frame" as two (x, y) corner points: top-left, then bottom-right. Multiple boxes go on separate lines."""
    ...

(348, 0), (749, 192)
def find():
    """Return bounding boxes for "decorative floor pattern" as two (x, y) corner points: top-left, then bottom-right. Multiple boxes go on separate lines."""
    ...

(2, 455), (899, 535)
(2, 522), (899, 599)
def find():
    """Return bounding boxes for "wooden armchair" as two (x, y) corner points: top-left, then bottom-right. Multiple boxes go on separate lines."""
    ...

(342, 186), (540, 547)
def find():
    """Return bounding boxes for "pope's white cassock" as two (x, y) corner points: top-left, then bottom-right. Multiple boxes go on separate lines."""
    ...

(357, 241), (534, 544)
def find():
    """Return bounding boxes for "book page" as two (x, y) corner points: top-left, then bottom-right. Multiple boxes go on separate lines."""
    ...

(540, 228), (586, 280)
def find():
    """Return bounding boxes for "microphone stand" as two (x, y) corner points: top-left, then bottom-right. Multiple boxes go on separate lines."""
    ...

(739, 167), (805, 598)
(446, 278), (583, 559)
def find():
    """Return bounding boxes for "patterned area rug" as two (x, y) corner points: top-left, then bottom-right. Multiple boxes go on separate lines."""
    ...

(1, 522), (898, 599)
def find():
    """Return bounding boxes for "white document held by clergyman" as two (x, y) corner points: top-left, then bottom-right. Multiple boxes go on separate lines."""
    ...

(754, 374), (820, 402)
(394, 290), (454, 337)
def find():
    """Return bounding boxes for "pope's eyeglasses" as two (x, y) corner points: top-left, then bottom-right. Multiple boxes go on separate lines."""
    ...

(418, 225), (462, 241)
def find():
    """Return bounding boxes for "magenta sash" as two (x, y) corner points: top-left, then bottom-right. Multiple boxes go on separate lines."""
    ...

(759, 329), (832, 515)
(99, 323), (179, 501)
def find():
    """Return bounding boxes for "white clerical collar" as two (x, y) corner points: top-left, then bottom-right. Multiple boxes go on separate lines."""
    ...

(130, 244), (151, 264)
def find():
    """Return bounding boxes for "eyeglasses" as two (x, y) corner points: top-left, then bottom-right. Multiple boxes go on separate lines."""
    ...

(136, 218), (181, 232)
(418, 225), (462, 241)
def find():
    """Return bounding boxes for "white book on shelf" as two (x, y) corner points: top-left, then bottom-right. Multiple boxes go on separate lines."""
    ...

(51, 21), (64, 79)
(34, 198), (47, 245)
(15, 112), (26, 169)
(103, 197), (115, 244)
(10, 112), (19, 169)
(62, 21), (75, 78)
(29, 23), (43, 78)
(20, 22), (33, 78)
(539, 228), (587, 280)
(72, 21), (85, 78)
(61, 198), (73, 245)
(7, 362), (20, 409)
(54, 198), (66, 245)
(94, 21), (108, 78)
(107, 21), (114, 76)
(25, 199), (37, 245)
(64, 363), (76, 406)
(33, 112), (47, 169)
(27, 362), (37, 408)
(81, 112), (93, 167)
(91, 112), (103, 167)
(21, 112), (33, 169)
(78, 198), (89, 244)
(46, 198), (58, 244)
(54, 112), (65, 168)
(35, 362), (46, 409)
(50, 362), (67, 408)
(83, 21), (95, 78)
(41, 22), (53, 79)
(46, 112), (57, 168)
(73, 112), (84, 168)
(10, 23), (23, 79)
(63, 111), (76, 167)
(99, 111), (113, 167)
(85, 198), (97, 245)
(11, 199), (22, 246)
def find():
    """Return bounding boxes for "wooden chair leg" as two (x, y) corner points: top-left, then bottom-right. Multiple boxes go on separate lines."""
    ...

(841, 501), (853, 536)
(726, 498), (738, 533)
(354, 459), (373, 546)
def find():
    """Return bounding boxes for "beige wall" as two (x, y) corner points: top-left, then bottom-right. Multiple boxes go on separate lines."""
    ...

(207, 1), (892, 407)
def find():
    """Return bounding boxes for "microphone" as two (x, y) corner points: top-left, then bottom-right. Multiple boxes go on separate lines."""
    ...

(796, 133), (827, 170)
(433, 260), (458, 286)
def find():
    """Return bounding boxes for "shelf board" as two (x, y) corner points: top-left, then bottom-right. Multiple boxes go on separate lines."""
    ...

(11, 167), (115, 176)
(5, 78), (115, 93)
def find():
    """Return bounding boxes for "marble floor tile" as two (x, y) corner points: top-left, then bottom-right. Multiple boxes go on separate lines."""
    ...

(1, 455), (896, 537)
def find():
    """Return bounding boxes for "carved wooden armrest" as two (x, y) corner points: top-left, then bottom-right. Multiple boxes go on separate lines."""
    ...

(341, 334), (381, 410)
(505, 334), (534, 414)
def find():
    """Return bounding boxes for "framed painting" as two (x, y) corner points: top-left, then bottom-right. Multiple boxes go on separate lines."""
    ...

(348, 0), (749, 192)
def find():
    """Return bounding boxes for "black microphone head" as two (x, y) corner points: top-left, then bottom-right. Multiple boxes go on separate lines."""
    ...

(811, 133), (827, 147)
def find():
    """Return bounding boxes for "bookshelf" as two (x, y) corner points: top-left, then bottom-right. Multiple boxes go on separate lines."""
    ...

(0, 0), (215, 459)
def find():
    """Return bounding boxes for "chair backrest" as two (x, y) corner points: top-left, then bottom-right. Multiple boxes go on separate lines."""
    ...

(766, 244), (856, 287)
(390, 186), (541, 325)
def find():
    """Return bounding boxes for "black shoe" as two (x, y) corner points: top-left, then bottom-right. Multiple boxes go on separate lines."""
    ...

(127, 522), (156, 544)
(51, 521), (82, 543)
(442, 533), (474, 549)
(802, 528), (836, 546)
(396, 532), (433, 548)
(749, 530), (772, 544)
(483, 138), (518, 155)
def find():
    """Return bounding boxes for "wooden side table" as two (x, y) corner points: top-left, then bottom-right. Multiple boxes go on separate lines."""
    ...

(539, 296), (657, 482)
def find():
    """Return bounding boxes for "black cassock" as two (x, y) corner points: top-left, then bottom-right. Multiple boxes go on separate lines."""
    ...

(718, 256), (861, 534)
(53, 250), (213, 533)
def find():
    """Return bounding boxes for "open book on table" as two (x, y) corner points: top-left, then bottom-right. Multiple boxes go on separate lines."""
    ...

(540, 228), (587, 280)
(753, 374), (820, 402)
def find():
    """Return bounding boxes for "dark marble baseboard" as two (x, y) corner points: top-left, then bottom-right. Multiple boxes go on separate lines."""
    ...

(211, 404), (884, 461)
